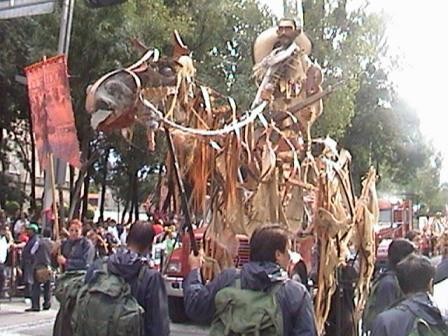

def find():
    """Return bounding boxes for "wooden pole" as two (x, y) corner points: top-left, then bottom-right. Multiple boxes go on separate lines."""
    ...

(49, 153), (60, 241)
(164, 127), (198, 255)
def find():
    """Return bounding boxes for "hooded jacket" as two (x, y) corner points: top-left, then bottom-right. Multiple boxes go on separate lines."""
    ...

(183, 261), (317, 336)
(371, 292), (448, 336)
(85, 248), (169, 336)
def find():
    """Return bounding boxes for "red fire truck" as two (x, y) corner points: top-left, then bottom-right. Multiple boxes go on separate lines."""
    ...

(375, 198), (413, 268)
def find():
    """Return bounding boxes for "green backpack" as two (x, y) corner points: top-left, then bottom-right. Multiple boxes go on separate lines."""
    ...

(408, 318), (448, 336)
(71, 262), (145, 336)
(53, 271), (87, 336)
(209, 278), (284, 336)
(54, 270), (87, 307)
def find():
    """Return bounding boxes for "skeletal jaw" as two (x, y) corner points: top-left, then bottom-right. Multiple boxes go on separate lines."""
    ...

(90, 109), (113, 130)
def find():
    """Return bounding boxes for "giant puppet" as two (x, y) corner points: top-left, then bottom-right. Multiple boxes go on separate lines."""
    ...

(85, 11), (378, 336)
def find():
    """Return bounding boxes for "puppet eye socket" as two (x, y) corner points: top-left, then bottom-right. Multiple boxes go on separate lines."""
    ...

(160, 66), (174, 77)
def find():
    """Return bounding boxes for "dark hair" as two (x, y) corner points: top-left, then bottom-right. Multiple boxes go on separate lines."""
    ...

(278, 18), (297, 30)
(82, 224), (92, 237)
(405, 230), (420, 242)
(126, 221), (154, 251)
(250, 224), (289, 263)
(42, 228), (52, 238)
(396, 253), (435, 294)
(388, 238), (416, 269)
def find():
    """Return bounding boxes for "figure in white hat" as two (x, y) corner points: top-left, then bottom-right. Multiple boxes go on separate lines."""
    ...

(252, 12), (324, 152)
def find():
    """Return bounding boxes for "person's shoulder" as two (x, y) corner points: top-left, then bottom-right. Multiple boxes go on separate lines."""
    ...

(283, 277), (307, 291)
(80, 236), (92, 246)
(221, 267), (239, 279)
(281, 278), (308, 302)
(376, 272), (399, 289)
(377, 301), (411, 323)
(373, 304), (411, 331)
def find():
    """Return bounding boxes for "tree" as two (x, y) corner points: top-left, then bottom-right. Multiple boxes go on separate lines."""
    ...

(0, 0), (442, 217)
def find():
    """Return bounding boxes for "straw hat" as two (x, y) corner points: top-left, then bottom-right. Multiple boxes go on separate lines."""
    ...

(252, 26), (312, 65)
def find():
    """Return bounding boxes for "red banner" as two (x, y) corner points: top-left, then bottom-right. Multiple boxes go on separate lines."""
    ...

(25, 55), (81, 169)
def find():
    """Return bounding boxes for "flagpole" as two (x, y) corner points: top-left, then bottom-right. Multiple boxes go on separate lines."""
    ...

(49, 152), (60, 241)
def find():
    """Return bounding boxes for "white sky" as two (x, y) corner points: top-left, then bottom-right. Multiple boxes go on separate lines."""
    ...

(259, 0), (448, 183)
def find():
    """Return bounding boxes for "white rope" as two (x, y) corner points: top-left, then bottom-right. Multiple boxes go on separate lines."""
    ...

(140, 93), (267, 136)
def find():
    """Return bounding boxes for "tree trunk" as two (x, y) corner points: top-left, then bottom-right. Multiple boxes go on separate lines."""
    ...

(127, 201), (134, 224)
(81, 164), (91, 221)
(29, 112), (36, 210)
(99, 148), (110, 222)
(133, 169), (139, 221)
(121, 200), (129, 224)
(0, 126), (5, 209)
(69, 166), (74, 205)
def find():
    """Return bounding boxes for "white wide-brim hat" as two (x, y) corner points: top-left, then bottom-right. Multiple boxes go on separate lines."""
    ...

(252, 27), (312, 64)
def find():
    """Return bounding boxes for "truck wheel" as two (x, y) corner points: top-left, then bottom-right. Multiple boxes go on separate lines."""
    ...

(168, 296), (189, 323)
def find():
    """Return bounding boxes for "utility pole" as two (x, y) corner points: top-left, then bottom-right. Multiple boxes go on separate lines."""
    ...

(43, 0), (75, 233)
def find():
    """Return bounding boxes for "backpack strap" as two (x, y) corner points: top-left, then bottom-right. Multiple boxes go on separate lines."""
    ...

(234, 277), (241, 290)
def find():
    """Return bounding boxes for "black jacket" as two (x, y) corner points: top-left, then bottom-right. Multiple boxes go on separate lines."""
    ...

(183, 261), (317, 336)
(22, 234), (39, 285)
(371, 292), (447, 336)
(86, 248), (169, 336)
(373, 270), (403, 312)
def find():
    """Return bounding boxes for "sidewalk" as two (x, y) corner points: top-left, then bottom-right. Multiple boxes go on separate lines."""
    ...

(0, 298), (58, 335)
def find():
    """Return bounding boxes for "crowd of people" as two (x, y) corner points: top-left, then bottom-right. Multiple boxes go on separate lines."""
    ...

(1, 206), (448, 336)
(0, 210), (176, 308)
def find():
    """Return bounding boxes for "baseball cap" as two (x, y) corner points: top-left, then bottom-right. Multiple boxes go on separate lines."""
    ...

(26, 223), (39, 233)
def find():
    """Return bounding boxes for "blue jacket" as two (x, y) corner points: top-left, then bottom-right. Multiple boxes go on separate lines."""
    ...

(183, 261), (317, 336)
(86, 248), (169, 336)
(61, 237), (94, 271)
(371, 292), (448, 336)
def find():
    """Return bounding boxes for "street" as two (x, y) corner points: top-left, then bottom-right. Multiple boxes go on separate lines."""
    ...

(0, 298), (208, 336)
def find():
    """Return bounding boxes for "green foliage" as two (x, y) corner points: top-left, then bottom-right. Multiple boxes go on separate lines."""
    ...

(0, 0), (444, 211)
(4, 200), (20, 216)
(85, 208), (95, 220)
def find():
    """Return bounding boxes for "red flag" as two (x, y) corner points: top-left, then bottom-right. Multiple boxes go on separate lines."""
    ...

(25, 55), (81, 169)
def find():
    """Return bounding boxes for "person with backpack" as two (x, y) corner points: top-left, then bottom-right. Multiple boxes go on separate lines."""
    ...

(371, 253), (448, 336)
(74, 220), (169, 336)
(183, 224), (317, 336)
(363, 238), (416, 333)
(53, 219), (93, 336)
